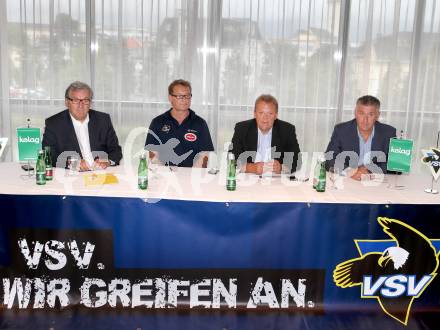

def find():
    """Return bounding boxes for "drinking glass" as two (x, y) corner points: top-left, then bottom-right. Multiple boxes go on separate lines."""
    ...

(329, 166), (340, 190)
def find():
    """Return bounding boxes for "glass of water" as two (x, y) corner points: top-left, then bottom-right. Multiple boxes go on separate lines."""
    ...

(328, 166), (340, 190)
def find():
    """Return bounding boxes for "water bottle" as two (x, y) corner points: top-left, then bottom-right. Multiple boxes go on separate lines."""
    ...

(226, 152), (236, 191)
(313, 159), (321, 190)
(44, 146), (53, 181)
(316, 161), (327, 192)
(36, 150), (46, 185)
(138, 153), (148, 190)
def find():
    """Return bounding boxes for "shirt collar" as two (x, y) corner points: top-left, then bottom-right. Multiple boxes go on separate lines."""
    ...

(258, 127), (273, 136)
(357, 124), (375, 143)
(166, 108), (194, 125)
(70, 113), (89, 126)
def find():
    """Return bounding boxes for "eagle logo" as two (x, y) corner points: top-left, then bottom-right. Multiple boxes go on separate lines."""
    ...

(333, 217), (440, 325)
(421, 148), (440, 180)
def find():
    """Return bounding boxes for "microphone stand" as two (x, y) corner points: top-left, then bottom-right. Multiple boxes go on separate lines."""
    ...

(388, 130), (405, 190)
(424, 130), (440, 194)
(26, 119), (32, 174)
(21, 119), (35, 178)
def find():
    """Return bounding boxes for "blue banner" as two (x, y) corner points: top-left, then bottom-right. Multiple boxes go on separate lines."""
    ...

(0, 194), (439, 329)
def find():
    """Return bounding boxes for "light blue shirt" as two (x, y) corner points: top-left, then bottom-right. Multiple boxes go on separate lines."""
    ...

(255, 128), (272, 162)
(357, 126), (375, 166)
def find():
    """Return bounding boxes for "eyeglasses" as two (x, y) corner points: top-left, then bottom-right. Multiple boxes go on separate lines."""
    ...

(171, 94), (192, 100)
(67, 97), (91, 105)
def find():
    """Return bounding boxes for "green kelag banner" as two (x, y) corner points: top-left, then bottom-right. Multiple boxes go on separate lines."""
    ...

(387, 138), (413, 173)
(16, 127), (41, 162)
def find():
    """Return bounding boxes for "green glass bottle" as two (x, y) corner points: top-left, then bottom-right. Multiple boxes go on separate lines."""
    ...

(138, 153), (148, 190)
(36, 150), (46, 185)
(313, 160), (321, 190)
(44, 146), (53, 181)
(316, 161), (326, 192)
(226, 152), (236, 191)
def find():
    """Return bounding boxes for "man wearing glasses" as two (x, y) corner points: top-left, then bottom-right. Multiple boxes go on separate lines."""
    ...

(145, 79), (214, 167)
(42, 81), (122, 170)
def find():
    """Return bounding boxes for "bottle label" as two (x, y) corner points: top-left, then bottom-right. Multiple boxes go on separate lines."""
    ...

(227, 179), (236, 191)
(138, 176), (148, 190)
(45, 168), (53, 180)
(36, 172), (46, 185)
(316, 179), (326, 192)
(226, 158), (236, 191)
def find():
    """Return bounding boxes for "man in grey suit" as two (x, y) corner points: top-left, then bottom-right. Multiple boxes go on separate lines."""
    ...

(325, 95), (396, 180)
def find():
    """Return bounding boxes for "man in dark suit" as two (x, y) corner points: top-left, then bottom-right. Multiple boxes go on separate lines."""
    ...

(231, 94), (300, 175)
(42, 81), (122, 170)
(325, 95), (396, 180)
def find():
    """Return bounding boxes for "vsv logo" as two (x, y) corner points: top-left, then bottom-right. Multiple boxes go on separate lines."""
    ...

(362, 275), (432, 297)
(18, 238), (95, 270)
(19, 136), (40, 144)
(391, 146), (411, 156)
(333, 217), (440, 325)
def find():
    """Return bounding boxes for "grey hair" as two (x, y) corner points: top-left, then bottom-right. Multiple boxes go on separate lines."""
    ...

(356, 95), (380, 109)
(65, 81), (94, 99)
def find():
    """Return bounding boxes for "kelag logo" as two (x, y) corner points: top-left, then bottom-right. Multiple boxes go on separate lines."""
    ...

(390, 146), (411, 156)
(18, 136), (40, 144)
(333, 217), (440, 325)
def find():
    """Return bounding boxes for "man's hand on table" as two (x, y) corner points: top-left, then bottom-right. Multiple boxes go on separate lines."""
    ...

(78, 159), (111, 171)
(246, 160), (282, 175)
(350, 166), (370, 181)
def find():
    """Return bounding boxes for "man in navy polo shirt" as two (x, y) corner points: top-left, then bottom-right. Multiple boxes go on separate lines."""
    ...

(145, 79), (214, 167)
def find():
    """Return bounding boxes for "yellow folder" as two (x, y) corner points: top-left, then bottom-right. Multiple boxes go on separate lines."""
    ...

(83, 173), (119, 186)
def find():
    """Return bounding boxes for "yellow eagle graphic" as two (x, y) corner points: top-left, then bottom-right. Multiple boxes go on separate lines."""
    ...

(333, 217), (439, 325)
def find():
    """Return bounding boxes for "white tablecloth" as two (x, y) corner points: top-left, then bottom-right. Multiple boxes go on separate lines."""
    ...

(0, 162), (439, 204)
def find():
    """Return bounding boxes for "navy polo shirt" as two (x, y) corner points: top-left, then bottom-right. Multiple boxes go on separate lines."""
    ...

(145, 109), (214, 167)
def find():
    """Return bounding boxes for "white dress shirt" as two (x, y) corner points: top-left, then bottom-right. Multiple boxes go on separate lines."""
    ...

(255, 128), (272, 162)
(357, 126), (375, 166)
(70, 114), (95, 166)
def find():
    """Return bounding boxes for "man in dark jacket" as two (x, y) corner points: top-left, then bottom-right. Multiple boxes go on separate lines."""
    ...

(42, 81), (122, 170)
(325, 95), (396, 180)
(231, 94), (300, 175)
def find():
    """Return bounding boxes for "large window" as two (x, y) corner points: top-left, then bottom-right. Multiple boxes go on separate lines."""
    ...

(1, 0), (440, 173)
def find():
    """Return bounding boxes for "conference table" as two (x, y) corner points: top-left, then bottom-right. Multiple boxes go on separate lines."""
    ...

(0, 162), (439, 329)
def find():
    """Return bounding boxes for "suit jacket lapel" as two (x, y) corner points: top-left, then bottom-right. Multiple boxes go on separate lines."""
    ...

(371, 122), (381, 151)
(248, 119), (258, 152)
(88, 110), (97, 152)
(271, 119), (281, 154)
(350, 119), (360, 155)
